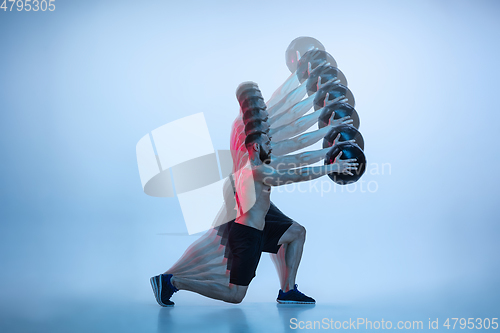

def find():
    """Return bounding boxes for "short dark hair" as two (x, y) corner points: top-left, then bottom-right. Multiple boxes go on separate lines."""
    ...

(243, 108), (267, 124)
(240, 96), (266, 112)
(245, 119), (268, 136)
(236, 82), (263, 106)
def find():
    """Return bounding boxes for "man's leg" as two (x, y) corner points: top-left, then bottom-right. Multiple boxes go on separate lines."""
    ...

(170, 277), (248, 304)
(152, 222), (262, 306)
(272, 222), (306, 292)
(270, 245), (287, 290)
(264, 218), (313, 304)
(165, 241), (226, 277)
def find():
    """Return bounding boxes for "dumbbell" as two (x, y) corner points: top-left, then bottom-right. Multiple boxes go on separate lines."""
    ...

(296, 49), (338, 83)
(285, 38), (366, 185)
(324, 141), (366, 185)
(313, 81), (355, 111)
(305, 63), (348, 95)
(289, 45), (358, 132)
(285, 36), (326, 73)
(318, 103), (360, 130)
(323, 124), (364, 151)
(286, 40), (353, 111)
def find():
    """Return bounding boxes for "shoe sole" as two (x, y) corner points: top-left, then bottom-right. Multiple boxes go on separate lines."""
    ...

(277, 300), (315, 304)
(150, 276), (174, 307)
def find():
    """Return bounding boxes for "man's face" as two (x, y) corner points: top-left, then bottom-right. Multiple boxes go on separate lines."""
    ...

(261, 121), (270, 134)
(259, 109), (269, 120)
(257, 134), (272, 164)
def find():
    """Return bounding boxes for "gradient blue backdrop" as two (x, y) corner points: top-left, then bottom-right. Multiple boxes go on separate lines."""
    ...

(1, 0), (499, 331)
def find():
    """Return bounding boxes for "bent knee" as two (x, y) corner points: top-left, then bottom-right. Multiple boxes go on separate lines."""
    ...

(228, 294), (245, 304)
(225, 287), (247, 304)
(292, 223), (306, 239)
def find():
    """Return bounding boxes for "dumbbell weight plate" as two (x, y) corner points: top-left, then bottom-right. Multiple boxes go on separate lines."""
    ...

(313, 82), (355, 111)
(306, 64), (348, 96)
(323, 124), (364, 151)
(324, 141), (366, 185)
(318, 103), (360, 130)
(296, 49), (337, 84)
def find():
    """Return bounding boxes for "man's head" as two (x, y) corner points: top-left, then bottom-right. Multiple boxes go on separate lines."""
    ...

(245, 131), (271, 164)
(236, 82), (263, 106)
(236, 81), (268, 122)
(242, 108), (268, 124)
(245, 118), (270, 136)
(240, 96), (266, 111)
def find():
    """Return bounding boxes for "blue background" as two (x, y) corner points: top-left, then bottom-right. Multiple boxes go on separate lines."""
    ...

(1, 0), (499, 331)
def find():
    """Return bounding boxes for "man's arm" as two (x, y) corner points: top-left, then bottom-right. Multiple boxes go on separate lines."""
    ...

(257, 153), (358, 186)
(266, 61), (330, 118)
(266, 72), (300, 109)
(269, 76), (345, 129)
(268, 93), (314, 128)
(269, 95), (350, 142)
(267, 83), (308, 118)
(269, 107), (322, 142)
(271, 125), (332, 156)
(268, 147), (331, 170)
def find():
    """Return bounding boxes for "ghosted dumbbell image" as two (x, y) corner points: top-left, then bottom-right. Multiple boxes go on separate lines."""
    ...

(323, 124), (364, 151)
(284, 38), (358, 137)
(296, 49), (339, 83)
(305, 62), (348, 95)
(283, 37), (367, 186)
(314, 81), (355, 110)
(285, 36), (326, 73)
(318, 103), (360, 130)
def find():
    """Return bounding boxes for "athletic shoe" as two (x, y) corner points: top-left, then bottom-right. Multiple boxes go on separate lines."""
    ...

(276, 284), (315, 304)
(150, 273), (178, 307)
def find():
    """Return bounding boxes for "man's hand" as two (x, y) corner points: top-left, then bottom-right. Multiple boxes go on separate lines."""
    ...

(306, 63), (342, 92)
(332, 151), (358, 176)
(323, 92), (349, 107)
(307, 60), (328, 77)
(330, 133), (356, 146)
(329, 110), (353, 127)
(317, 76), (340, 91)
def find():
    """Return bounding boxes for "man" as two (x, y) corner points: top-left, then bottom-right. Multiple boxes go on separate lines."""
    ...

(150, 82), (357, 306)
(227, 81), (351, 301)
(154, 130), (357, 305)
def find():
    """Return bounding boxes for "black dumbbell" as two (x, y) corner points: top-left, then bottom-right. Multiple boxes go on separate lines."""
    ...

(324, 141), (366, 185)
(306, 64), (348, 96)
(285, 36), (325, 73)
(323, 124), (364, 150)
(296, 49), (338, 84)
(313, 82), (355, 111)
(318, 103), (360, 130)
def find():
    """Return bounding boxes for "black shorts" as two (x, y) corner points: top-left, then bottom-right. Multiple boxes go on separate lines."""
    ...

(226, 202), (294, 286)
(264, 202), (294, 254)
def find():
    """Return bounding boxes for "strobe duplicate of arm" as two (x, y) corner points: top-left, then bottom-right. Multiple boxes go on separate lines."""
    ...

(257, 154), (358, 186)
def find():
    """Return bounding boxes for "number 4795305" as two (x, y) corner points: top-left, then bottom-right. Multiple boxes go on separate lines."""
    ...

(1, 0), (56, 11)
(443, 318), (498, 330)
